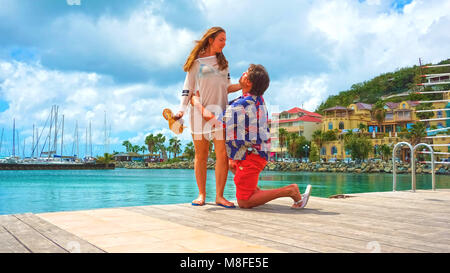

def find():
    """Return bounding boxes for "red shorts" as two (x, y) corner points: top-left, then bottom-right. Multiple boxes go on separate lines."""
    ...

(233, 153), (267, 201)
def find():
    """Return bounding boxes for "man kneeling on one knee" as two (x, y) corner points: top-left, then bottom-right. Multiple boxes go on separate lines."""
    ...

(191, 64), (311, 209)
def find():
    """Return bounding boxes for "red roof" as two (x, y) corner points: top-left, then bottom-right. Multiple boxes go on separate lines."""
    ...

(271, 115), (322, 124)
(284, 107), (322, 118)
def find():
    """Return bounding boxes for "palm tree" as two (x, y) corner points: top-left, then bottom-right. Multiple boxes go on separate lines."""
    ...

(155, 133), (167, 161)
(312, 129), (324, 157)
(131, 145), (140, 153)
(287, 132), (299, 159)
(145, 134), (158, 154)
(372, 100), (386, 134)
(358, 123), (367, 135)
(406, 122), (427, 146)
(140, 145), (147, 155)
(96, 153), (114, 168)
(169, 137), (182, 158)
(379, 144), (392, 162)
(278, 128), (288, 160)
(184, 141), (195, 160)
(122, 140), (132, 152)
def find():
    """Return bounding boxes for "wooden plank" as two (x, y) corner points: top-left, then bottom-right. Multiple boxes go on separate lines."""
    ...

(207, 203), (443, 252)
(129, 202), (424, 253)
(298, 197), (450, 229)
(135, 197), (450, 252)
(1, 215), (66, 253)
(0, 226), (30, 253)
(17, 214), (105, 253)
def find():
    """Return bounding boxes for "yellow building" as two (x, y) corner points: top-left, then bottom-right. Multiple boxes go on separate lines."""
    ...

(319, 100), (448, 161)
(269, 107), (322, 159)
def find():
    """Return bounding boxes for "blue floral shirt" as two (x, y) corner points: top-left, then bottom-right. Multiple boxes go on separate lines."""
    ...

(221, 94), (271, 161)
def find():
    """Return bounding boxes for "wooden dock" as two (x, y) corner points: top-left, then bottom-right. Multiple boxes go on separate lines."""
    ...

(1, 190), (449, 253)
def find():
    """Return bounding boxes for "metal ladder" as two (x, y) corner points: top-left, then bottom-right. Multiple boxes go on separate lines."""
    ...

(392, 142), (435, 192)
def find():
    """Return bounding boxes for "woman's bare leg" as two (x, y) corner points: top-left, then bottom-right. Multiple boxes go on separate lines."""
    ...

(213, 133), (234, 207)
(237, 184), (302, 209)
(192, 134), (209, 205)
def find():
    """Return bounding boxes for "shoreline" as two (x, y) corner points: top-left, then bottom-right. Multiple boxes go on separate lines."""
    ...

(117, 160), (450, 175)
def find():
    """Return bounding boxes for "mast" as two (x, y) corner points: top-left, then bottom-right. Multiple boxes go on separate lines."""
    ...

(53, 106), (58, 156)
(75, 120), (79, 158)
(48, 106), (53, 158)
(32, 124), (35, 158)
(89, 121), (92, 158)
(12, 118), (15, 157)
(85, 127), (88, 159)
(61, 114), (64, 161)
(36, 126), (39, 158)
(17, 131), (20, 158)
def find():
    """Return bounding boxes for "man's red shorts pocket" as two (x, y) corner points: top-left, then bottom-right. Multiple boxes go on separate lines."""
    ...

(234, 153), (267, 200)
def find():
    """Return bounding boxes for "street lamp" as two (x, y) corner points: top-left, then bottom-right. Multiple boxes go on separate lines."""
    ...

(303, 144), (310, 162)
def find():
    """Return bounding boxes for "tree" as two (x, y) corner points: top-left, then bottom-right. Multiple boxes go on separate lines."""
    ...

(169, 137), (182, 158)
(344, 134), (373, 162)
(323, 129), (338, 142)
(312, 130), (324, 159)
(122, 140), (132, 152)
(278, 128), (288, 160)
(415, 103), (434, 127)
(379, 144), (392, 162)
(372, 100), (386, 133)
(308, 144), (319, 162)
(406, 122), (427, 146)
(145, 134), (158, 154)
(155, 133), (167, 161)
(131, 145), (140, 153)
(140, 145), (147, 155)
(184, 141), (195, 160)
(287, 133), (309, 160)
(287, 133), (299, 158)
(358, 123), (367, 135)
(96, 153), (114, 168)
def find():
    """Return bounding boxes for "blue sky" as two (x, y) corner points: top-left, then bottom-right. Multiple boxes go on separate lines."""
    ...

(0, 0), (449, 157)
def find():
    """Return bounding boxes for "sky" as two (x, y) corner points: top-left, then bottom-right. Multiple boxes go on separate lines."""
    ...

(0, 0), (449, 157)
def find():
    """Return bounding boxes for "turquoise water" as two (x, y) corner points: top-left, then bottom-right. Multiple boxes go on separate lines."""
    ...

(0, 169), (449, 215)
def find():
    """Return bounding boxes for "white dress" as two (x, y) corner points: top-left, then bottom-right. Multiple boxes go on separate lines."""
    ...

(179, 56), (231, 135)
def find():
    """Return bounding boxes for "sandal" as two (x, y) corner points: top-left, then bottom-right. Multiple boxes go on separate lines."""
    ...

(162, 108), (185, 135)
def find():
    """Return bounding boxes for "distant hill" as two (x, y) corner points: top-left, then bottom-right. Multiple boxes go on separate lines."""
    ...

(315, 58), (450, 114)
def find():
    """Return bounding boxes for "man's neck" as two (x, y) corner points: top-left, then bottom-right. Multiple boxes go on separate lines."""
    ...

(242, 88), (251, 96)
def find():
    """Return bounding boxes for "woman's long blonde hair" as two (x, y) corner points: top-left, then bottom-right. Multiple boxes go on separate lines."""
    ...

(183, 27), (228, 72)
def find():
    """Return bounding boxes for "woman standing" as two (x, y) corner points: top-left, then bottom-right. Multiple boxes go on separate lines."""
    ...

(174, 27), (241, 207)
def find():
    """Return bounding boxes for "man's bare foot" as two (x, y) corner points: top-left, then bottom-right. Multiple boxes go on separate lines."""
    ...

(292, 184), (312, 209)
(289, 184), (303, 208)
(215, 196), (235, 208)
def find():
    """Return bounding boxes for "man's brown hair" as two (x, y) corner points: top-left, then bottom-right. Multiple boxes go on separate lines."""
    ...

(247, 64), (270, 96)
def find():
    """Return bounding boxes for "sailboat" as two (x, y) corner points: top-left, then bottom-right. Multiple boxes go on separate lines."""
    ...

(0, 105), (114, 170)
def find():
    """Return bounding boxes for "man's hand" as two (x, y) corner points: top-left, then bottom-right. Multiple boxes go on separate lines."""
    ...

(227, 83), (242, 94)
(229, 159), (237, 174)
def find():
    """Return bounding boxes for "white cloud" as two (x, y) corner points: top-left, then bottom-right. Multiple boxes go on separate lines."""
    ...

(268, 74), (330, 112)
(0, 60), (184, 154)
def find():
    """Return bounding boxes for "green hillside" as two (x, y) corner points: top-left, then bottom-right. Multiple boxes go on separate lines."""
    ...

(315, 58), (450, 114)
